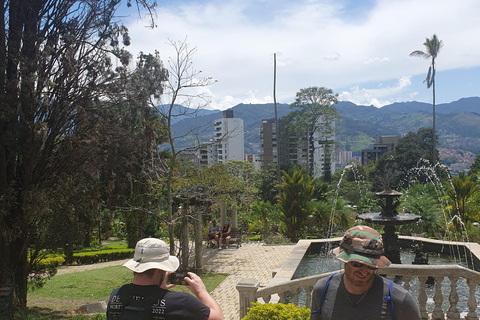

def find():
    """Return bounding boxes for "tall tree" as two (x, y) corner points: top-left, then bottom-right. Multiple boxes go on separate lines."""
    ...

(0, 0), (157, 312)
(289, 87), (339, 180)
(150, 38), (216, 254)
(373, 128), (438, 190)
(410, 34), (443, 165)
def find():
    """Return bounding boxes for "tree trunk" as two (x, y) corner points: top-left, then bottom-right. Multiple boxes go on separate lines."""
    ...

(194, 209), (203, 272)
(220, 201), (227, 225)
(432, 59), (436, 165)
(232, 194), (238, 228)
(180, 214), (189, 270)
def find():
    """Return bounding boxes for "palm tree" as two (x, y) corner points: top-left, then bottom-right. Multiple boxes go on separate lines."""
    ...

(410, 34), (443, 165)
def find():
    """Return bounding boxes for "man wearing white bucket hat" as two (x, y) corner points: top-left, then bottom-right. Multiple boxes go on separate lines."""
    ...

(310, 225), (421, 320)
(107, 238), (223, 320)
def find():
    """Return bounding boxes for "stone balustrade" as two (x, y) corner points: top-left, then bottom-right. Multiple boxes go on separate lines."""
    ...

(237, 264), (480, 320)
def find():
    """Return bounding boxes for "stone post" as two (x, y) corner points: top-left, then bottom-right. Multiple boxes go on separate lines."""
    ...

(236, 278), (260, 319)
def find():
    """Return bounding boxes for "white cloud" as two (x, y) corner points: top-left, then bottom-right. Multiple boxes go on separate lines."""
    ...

(338, 76), (413, 107)
(125, 0), (480, 110)
(324, 53), (340, 60)
(364, 57), (391, 64)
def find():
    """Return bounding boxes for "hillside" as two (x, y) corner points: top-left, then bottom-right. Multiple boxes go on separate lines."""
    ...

(170, 97), (480, 157)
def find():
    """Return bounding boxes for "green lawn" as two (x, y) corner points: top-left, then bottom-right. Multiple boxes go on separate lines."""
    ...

(23, 265), (227, 320)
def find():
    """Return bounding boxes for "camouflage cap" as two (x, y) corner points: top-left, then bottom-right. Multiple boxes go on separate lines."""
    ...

(331, 225), (391, 268)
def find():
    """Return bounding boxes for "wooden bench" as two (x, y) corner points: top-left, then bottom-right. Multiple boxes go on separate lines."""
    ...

(227, 227), (242, 248)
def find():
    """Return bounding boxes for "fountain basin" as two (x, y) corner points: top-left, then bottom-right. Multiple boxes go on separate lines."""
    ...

(271, 237), (480, 284)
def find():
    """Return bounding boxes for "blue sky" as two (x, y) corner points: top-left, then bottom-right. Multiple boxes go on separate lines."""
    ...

(119, 0), (480, 110)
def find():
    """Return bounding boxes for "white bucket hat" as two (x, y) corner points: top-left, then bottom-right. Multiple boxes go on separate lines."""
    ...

(123, 238), (179, 273)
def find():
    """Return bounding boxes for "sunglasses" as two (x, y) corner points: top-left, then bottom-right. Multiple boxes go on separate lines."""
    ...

(349, 261), (377, 270)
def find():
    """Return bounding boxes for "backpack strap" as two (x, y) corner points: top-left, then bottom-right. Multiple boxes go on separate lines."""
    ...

(311, 272), (337, 315)
(383, 279), (396, 320)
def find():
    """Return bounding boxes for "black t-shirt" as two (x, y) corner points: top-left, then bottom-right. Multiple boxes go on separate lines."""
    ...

(107, 283), (210, 320)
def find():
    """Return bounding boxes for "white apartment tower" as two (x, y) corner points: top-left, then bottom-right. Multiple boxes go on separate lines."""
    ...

(213, 110), (244, 162)
(198, 110), (244, 168)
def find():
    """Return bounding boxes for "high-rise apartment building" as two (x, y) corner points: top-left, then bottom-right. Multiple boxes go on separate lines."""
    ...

(361, 135), (400, 165)
(260, 116), (335, 178)
(197, 110), (244, 168)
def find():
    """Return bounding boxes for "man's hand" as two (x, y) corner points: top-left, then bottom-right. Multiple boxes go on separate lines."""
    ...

(184, 272), (207, 296)
(160, 271), (177, 290)
(184, 272), (224, 320)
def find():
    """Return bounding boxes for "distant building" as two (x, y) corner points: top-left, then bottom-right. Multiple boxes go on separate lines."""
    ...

(311, 117), (336, 178)
(197, 110), (244, 168)
(244, 154), (262, 170)
(260, 119), (278, 169)
(260, 116), (335, 178)
(361, 135), (400, 165)
(336, 150), (353, 167)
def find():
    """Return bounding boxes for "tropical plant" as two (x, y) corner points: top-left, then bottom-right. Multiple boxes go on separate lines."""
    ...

(447, 172), (480, 226)
(248, 201), (281, 237)
(276, 169), (315, 242)
(410, 34), (443, 164)
(403, 183), (444, 237)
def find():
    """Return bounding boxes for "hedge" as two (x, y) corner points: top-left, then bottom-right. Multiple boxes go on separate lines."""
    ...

(71, 249), (134, 265)
(38, 256), (65, 268)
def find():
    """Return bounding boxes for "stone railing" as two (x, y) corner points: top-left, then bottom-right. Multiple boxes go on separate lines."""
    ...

(237, 264), (480, 320)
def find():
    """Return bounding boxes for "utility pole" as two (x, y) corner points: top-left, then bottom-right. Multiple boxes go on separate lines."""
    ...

(273, 53), (281, 183)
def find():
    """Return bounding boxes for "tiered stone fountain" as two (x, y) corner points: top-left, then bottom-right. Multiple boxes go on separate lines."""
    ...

(356, 190), (421, 264)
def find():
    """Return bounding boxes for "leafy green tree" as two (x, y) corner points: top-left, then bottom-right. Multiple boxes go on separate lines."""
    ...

(257, 163), (280, 203)
(410, 34), (443, 164)
(0, 0), (157, 310)
(372, 128), (439, 190)
(396, 128), (438, 171)
(288, 87), (340, 180)
(101, 51), (168, 248)
(468, 154), (480, 176)
(276, 169), (315, 242)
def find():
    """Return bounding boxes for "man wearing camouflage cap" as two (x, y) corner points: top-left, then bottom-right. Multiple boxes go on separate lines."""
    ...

(310, 225), (421, 320)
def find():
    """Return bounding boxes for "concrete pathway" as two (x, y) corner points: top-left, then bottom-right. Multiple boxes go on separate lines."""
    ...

(203, 243), (294, 320)
(57, 242), (294, 320)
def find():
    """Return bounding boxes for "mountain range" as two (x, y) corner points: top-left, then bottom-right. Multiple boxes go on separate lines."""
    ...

(170, 97), (480, 158)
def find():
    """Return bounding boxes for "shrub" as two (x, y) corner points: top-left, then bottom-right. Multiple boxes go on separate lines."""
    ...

(36, 256), (65, 268)
(263, 233), (291, 245)
(249, 235), (261, 241)
(241, 302), (310, 320)
(72, 249), (134, 265)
